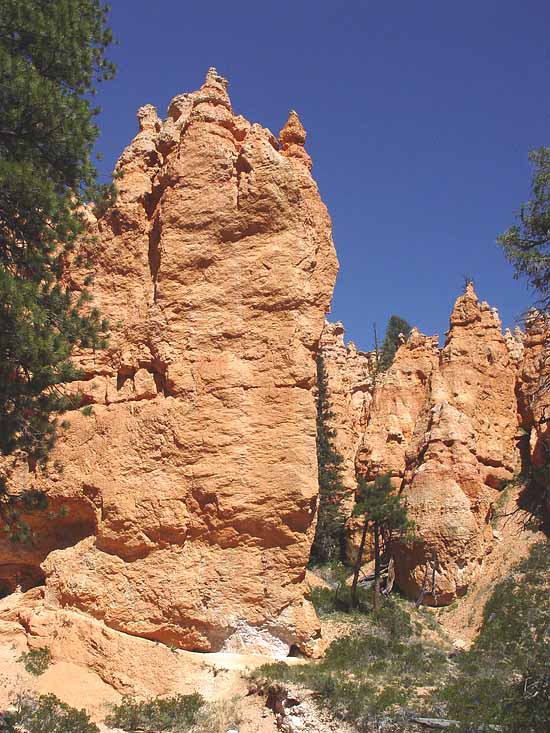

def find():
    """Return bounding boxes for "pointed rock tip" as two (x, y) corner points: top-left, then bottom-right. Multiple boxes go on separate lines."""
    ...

(279, 109), (307, 146)
(449, 283), (484, 327)
(204, 66), (228, 90)
(451, 281), (480, 312)
(137, 104), (160, 132)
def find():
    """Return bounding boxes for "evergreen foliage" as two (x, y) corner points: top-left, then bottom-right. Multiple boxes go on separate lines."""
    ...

(309, 354), (349, 566)
(2, 693), (99, 733)
(498, 147), (550, 311)
(378, 316), (412, 371)
(0, 0), (115, 463)
(18, 646), (52, 676)
(252, 599), (448, 732)
(436, 541), (549, 732)
(351, 474), (414, 610)
(105, 693), (205, 732)
(498, 147), (550, 523)
(254, 542), (549, 732)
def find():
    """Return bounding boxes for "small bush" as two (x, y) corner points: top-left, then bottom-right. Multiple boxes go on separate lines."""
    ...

(310, 584), (371, 616)
(2, 693), (98, 733)
(253, 597), (450, 731)
(309, 565), (378, 617)
(18, 646), (52, 676)
(258, 544), (549, 732)
(371, 602), (414, 639)
(432, 540), (550, 733)
(105, 693), (205, 732)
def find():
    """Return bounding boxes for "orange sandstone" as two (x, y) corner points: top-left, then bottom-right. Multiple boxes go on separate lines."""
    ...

(0, 69), (338, 655)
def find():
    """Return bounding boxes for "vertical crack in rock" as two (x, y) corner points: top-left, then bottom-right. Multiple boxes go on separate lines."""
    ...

(148, 215), (162, 303)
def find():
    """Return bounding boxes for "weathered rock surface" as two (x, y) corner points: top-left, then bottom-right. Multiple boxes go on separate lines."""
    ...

(0, 587), (283, 730)
(355, 328), (440, 483)
(318, 322), (373, 562)
(516, 312), (550, 524)
(0, 68), (338, 654)
(350, 285), (527, 603)
(319, 322), (372, 501)
(395, 287), (523, 603)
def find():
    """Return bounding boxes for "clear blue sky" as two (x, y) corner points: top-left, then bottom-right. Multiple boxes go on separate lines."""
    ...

(94, 1), (549, 350)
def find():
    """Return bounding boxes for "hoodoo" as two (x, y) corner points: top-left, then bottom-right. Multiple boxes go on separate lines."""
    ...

(321, 284), (545, 604)
(0, 69), (338, 656)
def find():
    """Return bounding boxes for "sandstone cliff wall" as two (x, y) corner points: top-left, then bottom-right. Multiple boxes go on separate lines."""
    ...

(0, 69), (338, 655)
(318, 322), (372, 501)
(323, 285), (544, 604)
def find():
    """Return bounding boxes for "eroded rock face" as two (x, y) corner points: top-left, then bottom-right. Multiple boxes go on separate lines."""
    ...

(319, 322), (372, 500)
(0, 69), (338, 655)
(318, 323), (373, 562)
(355, 328), (440, 483)
(516, 312), (550, 525)
(353, 285), (524, 603)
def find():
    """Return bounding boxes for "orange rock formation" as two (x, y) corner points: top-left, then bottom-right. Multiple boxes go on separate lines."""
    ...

(0, 69), (338, 655)
(323, 285), (546, 604)
(0, 70), (547, 667)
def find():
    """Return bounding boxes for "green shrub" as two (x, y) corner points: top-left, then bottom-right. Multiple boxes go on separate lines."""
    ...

(253, 597), (450, 731)
(371, 602), (414, 639)
(191, 697), (243, 733)
(257, 544), (549, 732)
(2, 693), (98, 733)
(18, 646), (52, 676)
(309, 583), (371, 616)
(105, 693), (205, 732)
(308, 561), (388, 617)
(432, 540), (550, 732)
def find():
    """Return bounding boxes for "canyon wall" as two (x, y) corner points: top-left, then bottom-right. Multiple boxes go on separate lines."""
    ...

(0, 69), (546, 653)
(0, 69), (338, 655)
(322, 285), (546, 604)
(318, 322), (372, 503)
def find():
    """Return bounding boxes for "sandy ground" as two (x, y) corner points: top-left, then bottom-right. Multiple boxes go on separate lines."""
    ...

(0, 640), (281, 731)
(0, 592), (289, 730)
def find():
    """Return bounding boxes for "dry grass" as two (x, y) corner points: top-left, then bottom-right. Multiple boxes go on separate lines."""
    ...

(190, 696), (243, 733)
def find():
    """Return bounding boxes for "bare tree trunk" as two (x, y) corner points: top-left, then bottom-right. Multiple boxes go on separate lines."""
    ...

(373, 521), (381, 612)
(351, 515), (369, 609)
(384, 556), (395, 596)
(415, 562), (429, 607)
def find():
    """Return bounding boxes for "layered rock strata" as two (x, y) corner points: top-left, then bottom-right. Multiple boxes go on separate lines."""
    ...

(0, 69), (338, 655)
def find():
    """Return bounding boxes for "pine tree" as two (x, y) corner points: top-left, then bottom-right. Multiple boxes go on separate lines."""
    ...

(498, 146), (550, 312)
(0, 1), (115, 462)
(498, 147), (550, 525)
(378, 315), (412, 372)
(350, 474), (414, 610)
(309, 354), (349, 566)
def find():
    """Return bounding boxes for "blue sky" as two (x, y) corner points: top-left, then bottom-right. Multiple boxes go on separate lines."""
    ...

(94, 1), (549, 350)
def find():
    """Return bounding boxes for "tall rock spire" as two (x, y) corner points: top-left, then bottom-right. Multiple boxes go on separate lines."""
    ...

(0, 70), (338, 659)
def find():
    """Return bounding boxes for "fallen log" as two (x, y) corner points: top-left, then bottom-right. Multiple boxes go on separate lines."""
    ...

(411, 717), (503, 731)
(411, 717), (460, 729)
